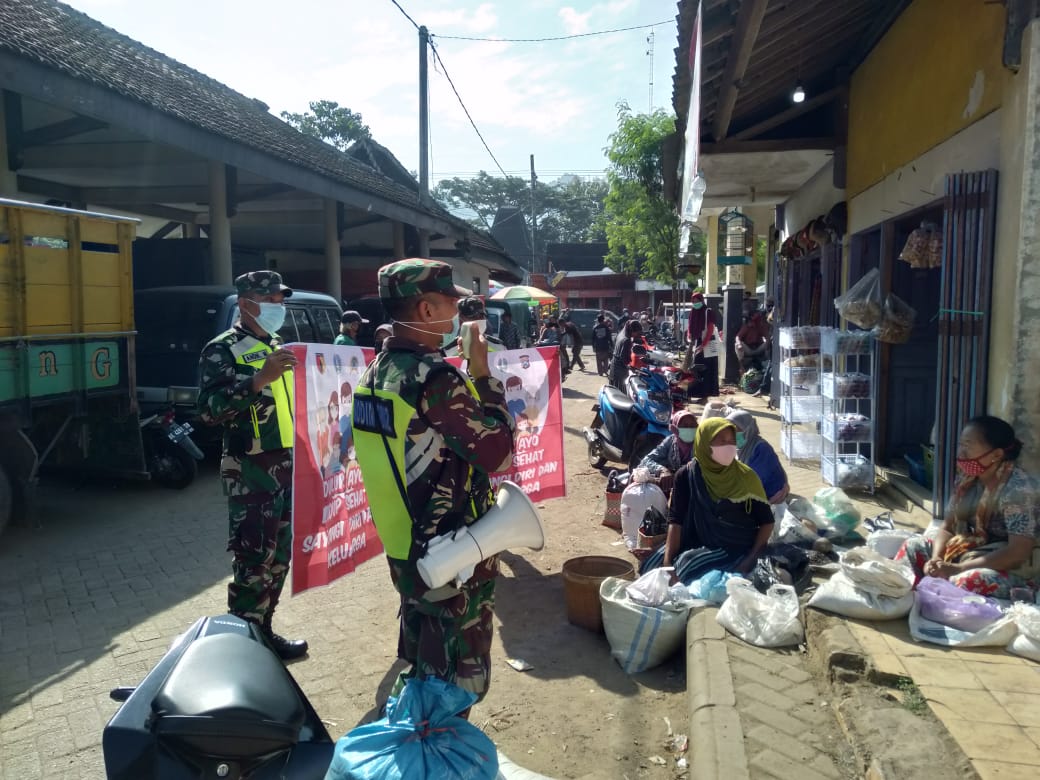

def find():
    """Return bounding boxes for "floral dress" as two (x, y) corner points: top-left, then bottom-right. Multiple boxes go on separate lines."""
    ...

(895, 465), (1040, 598)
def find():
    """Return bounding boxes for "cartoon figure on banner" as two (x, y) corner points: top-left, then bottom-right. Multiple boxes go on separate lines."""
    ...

(324, 390), (340, 476)
(338, 381), (354, 470)
(315, 400), (331, 475)
(497, 350), (550, 435)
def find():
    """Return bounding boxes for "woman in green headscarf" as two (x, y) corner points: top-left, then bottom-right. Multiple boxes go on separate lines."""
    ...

(639, 417), (775, 585)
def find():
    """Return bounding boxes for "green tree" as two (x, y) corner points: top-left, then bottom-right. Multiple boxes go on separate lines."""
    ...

(600, 104), (680, 285)
(281, 100), (371, 149)
(432, 174), (607, 250)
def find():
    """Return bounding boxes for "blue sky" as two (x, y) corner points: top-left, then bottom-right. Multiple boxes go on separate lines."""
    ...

(63, 0), (679, 184)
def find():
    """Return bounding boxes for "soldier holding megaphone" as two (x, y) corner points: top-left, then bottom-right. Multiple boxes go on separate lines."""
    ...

(352, 259), (520, 717)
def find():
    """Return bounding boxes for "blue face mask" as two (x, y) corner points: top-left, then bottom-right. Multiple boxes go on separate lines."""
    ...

(692, 302), (705, 310)
(252, 302), (286, 335)
(677, 428), (697, 444)
(736, 431), (747, 448)
(396, 314), (459, 349)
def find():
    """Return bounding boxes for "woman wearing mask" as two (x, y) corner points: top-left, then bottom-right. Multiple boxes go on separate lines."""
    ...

(639, 417), (774, 584)
(726, 409), (789, 505)
(686, 291), (720, 400)
(895, 416), (1039, 598)
(638, 410), (698, 495)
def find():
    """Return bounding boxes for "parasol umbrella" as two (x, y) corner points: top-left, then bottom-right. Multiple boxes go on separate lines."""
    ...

(490, 285), (557, 304)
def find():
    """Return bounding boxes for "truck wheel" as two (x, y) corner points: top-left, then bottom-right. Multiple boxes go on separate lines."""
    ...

(0, 466), (12, 537)
(146, 437), (197, 490)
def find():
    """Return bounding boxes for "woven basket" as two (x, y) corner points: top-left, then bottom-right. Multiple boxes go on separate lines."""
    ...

(602, 490), (623, 530)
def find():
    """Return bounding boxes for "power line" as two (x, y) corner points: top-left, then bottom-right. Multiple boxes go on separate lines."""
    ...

(432, 19), (672, 43)
(428, 40), (514, 182)
(387, 0), (420, 30)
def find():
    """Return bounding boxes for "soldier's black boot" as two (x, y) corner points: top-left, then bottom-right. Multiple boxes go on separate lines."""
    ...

(267, 632), (308, 661)
(261, 615), (308, 661)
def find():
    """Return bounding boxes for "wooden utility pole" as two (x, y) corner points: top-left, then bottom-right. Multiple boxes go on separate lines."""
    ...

(529, 154), (537, 274)
(418, 25), (431, 255)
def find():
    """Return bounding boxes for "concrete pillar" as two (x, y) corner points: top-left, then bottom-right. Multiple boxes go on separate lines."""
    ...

(1002, 20), (1040, 473)
(722, 283), (745, 383)
(207, 161), (233, 286)
(392, 221), (406, 259)
(0, 99), (18, 196)
(705, 214), (720, 294)
(182, 221), (200, 239)
(324, 199), (342, 302)
(418, 229), (430, 258)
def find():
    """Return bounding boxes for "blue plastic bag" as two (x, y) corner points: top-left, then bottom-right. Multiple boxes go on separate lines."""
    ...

(325, 678), (499, 780)
(689, 570), (738, 604)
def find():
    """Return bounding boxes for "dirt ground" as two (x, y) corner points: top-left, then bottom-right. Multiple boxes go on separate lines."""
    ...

(471, 355), (690, 779)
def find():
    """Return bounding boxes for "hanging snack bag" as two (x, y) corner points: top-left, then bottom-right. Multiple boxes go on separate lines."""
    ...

(873, 292), (916, 344)
(834, 268), (883, 329)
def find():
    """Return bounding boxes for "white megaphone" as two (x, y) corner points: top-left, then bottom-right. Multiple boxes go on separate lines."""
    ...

(417, 481), (545, 589)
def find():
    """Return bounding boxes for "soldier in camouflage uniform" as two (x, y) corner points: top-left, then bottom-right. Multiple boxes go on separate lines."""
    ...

(197, 270), (308, 661)
(352, 259), (515, 714)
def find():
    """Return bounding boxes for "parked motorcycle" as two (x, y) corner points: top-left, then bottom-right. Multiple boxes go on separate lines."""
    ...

(583, 346), (672, 471)
(140, 409), (204, 489)
(104, 614), (333, 779)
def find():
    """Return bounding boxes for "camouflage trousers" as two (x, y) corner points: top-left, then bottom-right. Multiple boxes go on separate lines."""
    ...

(388, 558), (497, 702)
(221, 449), (293, 627)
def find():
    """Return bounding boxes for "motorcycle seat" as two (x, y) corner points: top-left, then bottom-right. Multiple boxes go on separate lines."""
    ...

(602, 386), (634, 414)
(152, 632), (304, 758)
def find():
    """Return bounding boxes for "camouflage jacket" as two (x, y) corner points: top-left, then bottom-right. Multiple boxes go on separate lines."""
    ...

(359, 336), (516, 561)
(197, 325), (293, 456)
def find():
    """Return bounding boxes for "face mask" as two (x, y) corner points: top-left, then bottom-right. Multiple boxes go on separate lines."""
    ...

(396, 314), (459, 348)
(251, 302), (286, 335)
(956, 449), (995, 477)
(710, 444), (738, 467)
(692, 302), (705, 310)
(735, 432), (747, 448)
(677, 428), (697, 444)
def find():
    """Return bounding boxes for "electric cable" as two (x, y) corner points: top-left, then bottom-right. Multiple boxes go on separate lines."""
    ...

(387, 0), (420, 31)
(432, 19), (672, 43)
(428, 40), (514, 182)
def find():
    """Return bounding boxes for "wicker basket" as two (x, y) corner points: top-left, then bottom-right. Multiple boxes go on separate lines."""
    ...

(602, 490), (623, 530)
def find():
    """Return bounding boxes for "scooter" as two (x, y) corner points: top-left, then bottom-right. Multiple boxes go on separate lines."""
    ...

(104, 614), (333, 779)
(583, 346), (672, 471)
(140, 409), (205, 489)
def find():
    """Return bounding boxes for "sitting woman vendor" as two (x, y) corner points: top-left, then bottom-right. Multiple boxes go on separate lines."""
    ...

(638, 410), (697, 494)
(895, 415), (1039, 599)
(640, 417), (775, 584)
(726, 409), (790, 505)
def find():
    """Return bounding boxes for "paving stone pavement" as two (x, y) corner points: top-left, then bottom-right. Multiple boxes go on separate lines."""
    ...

(687, 608), (858, 780)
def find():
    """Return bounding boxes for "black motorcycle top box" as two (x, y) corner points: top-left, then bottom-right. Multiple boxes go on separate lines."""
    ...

(103, 615), (332, 780)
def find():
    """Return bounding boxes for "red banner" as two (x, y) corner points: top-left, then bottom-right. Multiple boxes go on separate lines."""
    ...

(289, 344), (565, 595)
(289, 344), (383, 595)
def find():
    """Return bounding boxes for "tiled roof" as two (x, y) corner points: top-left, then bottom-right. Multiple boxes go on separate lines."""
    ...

(0, 0), (437, 219)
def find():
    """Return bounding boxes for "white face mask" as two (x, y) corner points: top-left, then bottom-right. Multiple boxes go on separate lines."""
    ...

(247, 301), (286, 335)
(710, 444), (738, 467)
(395, 314), (459, 349)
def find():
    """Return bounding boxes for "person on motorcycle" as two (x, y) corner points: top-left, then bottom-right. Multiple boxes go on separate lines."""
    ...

(608, 319), (646, 389)
(637, 410), (697, 495)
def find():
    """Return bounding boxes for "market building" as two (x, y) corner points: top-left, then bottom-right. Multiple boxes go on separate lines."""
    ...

(671, 0), (1040, 508)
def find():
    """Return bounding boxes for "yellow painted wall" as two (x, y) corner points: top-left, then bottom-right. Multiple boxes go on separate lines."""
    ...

(847, 0), (1006, 197)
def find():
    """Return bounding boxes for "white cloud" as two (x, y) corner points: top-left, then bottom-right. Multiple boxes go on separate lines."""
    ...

(558, 7), (593, 35)
(425, 3), (499, 34)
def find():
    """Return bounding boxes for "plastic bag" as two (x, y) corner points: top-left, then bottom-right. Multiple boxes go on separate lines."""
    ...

(873, 292), (916, 344)
(689, 569), (739, 604)
(908, 597), (1018, 647)
(716, 578), (804, 647)
(865, 529), (917, 559)
(834, 268), (882, 329)
(626, 567), (674, 607)
(620, 481), (667, 549)
(1007, 603), (1040, 662)
(325, 678), (498, 780)
(812, 487), (861, 538)
(808, 549), (915, 620)
(916, 576), (1005, 633)
(600, 577), (691, 674)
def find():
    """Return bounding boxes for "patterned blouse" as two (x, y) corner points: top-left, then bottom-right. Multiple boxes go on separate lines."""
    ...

(945, 465), (1040, 541)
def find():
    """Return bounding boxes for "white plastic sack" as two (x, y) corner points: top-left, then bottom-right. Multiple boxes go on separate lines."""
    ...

(809, 571), (915, 620)
(907, 598), (1019, 647)
(600, 576), (690, 674)
(840, 548), (915, 597)
(866, 529), (917, 559)
(777, 508), (818, 545)
(1007, 603), (1040, 662)
(626, 567), (673, 607)
(1007, 634), (1040, 662)
(716, 578), (804, 648)
(495, 752), (555, 780)
(620, 481), (667, 549)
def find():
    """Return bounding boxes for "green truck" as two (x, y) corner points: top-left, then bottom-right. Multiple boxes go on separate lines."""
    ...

(0, 198), (145, 534)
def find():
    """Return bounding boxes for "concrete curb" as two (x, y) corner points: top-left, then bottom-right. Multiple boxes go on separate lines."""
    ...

(686, 607), (751, 780)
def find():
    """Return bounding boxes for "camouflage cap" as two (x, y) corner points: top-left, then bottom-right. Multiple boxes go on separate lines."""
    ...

(235, 270), (293, 298)
(457, 295), (486, 319)
(377, 258), (470, 300)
